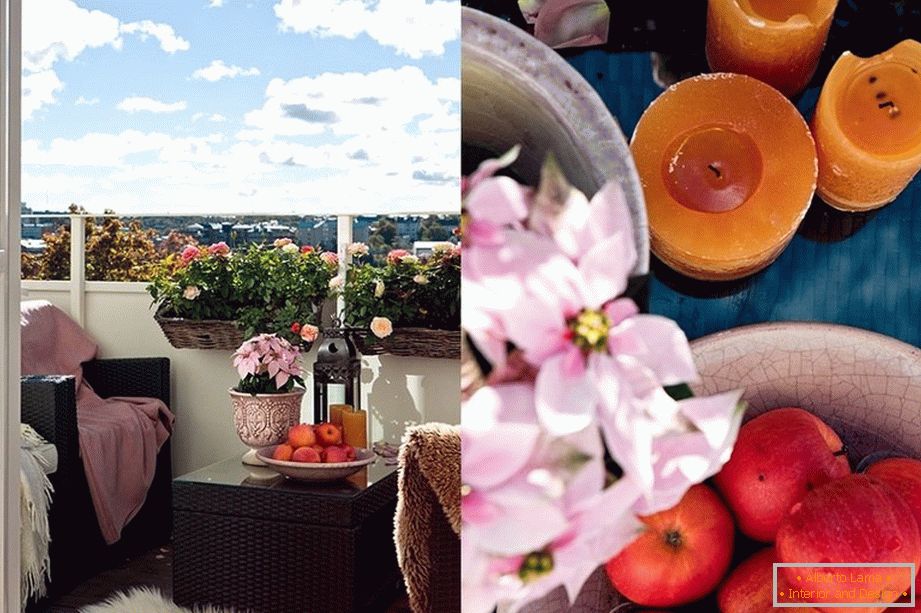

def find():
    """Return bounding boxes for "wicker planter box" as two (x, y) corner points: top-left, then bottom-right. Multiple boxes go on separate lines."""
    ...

(354, 327), (460, 360)
(154, 313), (245, 351)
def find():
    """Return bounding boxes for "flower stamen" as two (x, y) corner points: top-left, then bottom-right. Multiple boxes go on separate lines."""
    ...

(568, 309), (611, 352)
(518, 550), (554, 583)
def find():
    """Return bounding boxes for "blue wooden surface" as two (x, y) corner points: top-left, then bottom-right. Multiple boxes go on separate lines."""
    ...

(567, 51), (921, 348)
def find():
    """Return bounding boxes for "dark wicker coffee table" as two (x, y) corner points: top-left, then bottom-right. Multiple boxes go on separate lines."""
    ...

(172, 457), (401, 613)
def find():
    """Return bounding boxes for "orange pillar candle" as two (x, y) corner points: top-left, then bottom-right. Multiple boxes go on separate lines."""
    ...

(812, 40), (921, 212)
(342, 408), (368, 450)
(329, 403), (350, 427)
(631, 74), (817, 281)
(706, 0), (839, 97)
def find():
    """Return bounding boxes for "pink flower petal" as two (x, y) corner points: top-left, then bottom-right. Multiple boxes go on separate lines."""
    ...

(468, 145), (520, 189)
(534, 352), (597, 435)
(465, 176), (530, 227)
(577, 232), (634, 308)
(468, 486), (569, 556)
(611, 315), (699, 386)
(533, 0), (611, 49)
(603, 297), (639, 325)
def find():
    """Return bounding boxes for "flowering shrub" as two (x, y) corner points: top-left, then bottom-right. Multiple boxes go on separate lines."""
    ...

(147, 241), (336, 343)
(231, 243), (336, 344)
(461, 149), (744, 612)
(342, 241), (460, 334)
(232, 334), (304, 394)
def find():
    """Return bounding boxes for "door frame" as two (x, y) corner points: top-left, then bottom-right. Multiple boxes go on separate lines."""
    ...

(1, 0), (21, 608)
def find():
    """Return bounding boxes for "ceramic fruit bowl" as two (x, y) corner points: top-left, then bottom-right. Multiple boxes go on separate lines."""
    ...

(255, 446), (376, 482)
(519, 322), (921, 612)
(690, 321), (921, 460)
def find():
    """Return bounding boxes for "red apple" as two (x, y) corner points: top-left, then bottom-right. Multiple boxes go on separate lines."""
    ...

(323, 446), (349, 463)
(272, 444), (294, 461)
(291, 446), (321, 463)
(866, 458), (921, 528)
(605, 484), (734, 607)
(287, 423), (316, 449)
(341, 444), (357, 461)
(718, 547), (818, 613)
(776, 474), (920, 612)
(315, 422), (343, 447)
(714, 407), (851, 541)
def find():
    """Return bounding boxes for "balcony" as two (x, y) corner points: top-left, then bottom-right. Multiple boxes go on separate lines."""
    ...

(21, 212), (460, 476)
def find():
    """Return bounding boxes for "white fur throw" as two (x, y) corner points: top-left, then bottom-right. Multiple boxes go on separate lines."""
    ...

(21, 424), (54, 608)
(80, 587), (244, 613)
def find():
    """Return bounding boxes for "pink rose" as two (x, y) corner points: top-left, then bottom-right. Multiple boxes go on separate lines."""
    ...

(180, 245), (200, 263)
(320, 252), (338, 267)
(387, 249), (410, 265)
(299, 324), (320, 343)
(208, 242), (230, 256)
(301, 245), (315, 254)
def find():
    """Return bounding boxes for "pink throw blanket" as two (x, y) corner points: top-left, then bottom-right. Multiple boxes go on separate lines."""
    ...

(21, 300), (174, 544)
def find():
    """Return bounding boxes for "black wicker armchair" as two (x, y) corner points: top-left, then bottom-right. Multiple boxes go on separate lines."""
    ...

(21, 357), (173, 605)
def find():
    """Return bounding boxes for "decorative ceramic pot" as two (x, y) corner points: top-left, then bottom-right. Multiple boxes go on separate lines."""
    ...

(229, 388), (305, 466)
(461, 7), (649, 278)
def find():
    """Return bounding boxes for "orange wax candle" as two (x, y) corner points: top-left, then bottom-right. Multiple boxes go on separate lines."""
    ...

(342, 408), (368, 450)
(812, 40), (921, 212)
(706, 0), (839, 97)
(631, 74), (817, 281)
(329, 403), (350, 427)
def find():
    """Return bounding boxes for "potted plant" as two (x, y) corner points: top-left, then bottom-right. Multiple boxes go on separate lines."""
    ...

(229, 333), (305, 466)
(341, 241), (461, 359)
(147, 240), (336, 350)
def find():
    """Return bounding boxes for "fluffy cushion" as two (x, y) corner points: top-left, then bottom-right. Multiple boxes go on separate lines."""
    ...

(80, 587), (242, 613)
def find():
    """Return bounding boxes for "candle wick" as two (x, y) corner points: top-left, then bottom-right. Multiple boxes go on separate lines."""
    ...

(707, 163), (722, 179)
(878, 100), (901, 118)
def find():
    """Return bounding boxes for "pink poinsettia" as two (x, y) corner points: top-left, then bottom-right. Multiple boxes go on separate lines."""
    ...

(461, 149), (745, 612)
(232, 333), (302, 391)
(519, 0), (611, 49)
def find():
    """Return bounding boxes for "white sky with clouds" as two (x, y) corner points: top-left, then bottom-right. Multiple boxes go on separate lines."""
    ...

(22, 0), (460, 215)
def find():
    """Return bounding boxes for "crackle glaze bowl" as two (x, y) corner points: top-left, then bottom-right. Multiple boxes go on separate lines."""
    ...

(519, 322), (921, 612)
(461, 7), (649, 278)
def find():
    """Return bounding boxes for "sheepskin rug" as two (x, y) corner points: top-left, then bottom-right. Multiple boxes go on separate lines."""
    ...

(80, 587), (243, 613)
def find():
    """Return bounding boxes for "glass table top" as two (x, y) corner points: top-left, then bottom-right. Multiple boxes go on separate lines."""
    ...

(174, 455), (398, 498)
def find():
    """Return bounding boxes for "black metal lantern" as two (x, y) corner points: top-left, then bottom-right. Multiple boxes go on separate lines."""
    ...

(312, 328), (362, 423)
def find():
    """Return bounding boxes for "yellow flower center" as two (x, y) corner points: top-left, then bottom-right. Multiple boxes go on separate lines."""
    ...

(518, 550), (554, 583)
(569, 309), (611, 352)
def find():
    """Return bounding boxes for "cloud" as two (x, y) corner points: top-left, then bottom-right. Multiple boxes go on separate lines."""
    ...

(208, 0), (224, 6)
(191, 59), (261, 82)
(22, 70), (63, 119)
(192, 112), (228, 123)
(120, 20), (190, 54)
(281, 104), (339, 124)
(117, 96), (188, 114)
(22, 0), (188, 119)
(239, 66), (458, 139)
(351, 96), (383, 106)
(75, 96), (100, 106)
(273, 0), (459, 59)
(23, 64), (459, 215)
(412, 170), (452, 183)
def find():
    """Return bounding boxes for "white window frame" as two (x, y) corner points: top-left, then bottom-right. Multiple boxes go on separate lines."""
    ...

(0, 0), (21, 608)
